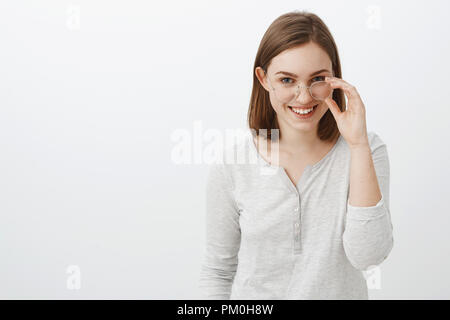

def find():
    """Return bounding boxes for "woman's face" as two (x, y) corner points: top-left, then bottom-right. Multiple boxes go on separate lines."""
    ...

(256, 41), (334, 133)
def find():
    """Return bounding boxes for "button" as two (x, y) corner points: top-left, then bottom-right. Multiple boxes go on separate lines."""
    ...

(295, 222), (299, 228)
(294, 207), (299, 211)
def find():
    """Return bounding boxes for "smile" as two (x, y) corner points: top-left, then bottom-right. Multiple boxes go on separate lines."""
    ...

(288, 104), (318, 119)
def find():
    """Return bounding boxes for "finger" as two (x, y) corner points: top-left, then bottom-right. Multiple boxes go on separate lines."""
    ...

(325, 77), (361, 107)
(325, 77), (359, 97)
(324, 96), (342, 119)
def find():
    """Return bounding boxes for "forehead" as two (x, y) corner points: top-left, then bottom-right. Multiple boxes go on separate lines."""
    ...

(268, 42), (332, 76)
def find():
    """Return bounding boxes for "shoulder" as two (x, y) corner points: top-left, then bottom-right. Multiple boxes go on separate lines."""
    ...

(367, 131), (388, 153)
(205, 130), (251, 186)
(339, 131), (388, 158)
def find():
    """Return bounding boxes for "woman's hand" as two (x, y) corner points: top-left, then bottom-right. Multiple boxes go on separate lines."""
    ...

(323, 76), (369, 149)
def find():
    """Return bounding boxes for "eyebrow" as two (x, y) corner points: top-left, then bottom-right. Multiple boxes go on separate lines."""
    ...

(274, 69), (331, 78)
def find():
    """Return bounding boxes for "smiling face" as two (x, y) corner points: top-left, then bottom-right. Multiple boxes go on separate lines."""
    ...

(255, 41), (334, 133)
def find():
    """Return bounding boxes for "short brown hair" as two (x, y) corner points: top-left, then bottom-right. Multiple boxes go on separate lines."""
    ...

(247, 10), (345, 142)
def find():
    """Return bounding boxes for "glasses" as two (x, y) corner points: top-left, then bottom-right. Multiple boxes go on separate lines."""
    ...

(266, 73), (333, 105)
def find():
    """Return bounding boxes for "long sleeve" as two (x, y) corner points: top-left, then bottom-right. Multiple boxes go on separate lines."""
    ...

(198, 162), (241, 299)
(342, 135), (394, 271)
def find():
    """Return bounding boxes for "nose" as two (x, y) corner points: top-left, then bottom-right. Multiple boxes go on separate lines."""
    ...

(293, 84), (314, 105)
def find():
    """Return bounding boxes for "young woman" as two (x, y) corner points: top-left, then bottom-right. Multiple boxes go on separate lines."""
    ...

(199, 11), (393, 300)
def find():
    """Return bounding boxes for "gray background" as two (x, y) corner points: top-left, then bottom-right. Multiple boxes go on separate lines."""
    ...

(1, 0), (449, 299)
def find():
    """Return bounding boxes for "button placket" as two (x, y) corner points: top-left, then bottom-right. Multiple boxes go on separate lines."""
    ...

(293, 194), (302, 254)
(292, 167), (313, 255)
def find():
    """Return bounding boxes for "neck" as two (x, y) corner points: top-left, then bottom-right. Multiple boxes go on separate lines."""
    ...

(277, 122), (322, 155)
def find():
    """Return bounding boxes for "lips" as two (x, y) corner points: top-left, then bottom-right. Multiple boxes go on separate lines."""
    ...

(288, 104), (318, 110)
(287, 104), (318, 119)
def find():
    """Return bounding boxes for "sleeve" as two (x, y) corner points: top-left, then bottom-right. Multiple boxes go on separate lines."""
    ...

(198, 162), (241, 299)
(342, 133), (394, 271)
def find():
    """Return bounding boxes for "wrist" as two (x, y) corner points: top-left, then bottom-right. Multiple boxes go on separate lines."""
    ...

(349, 140), (370, 152)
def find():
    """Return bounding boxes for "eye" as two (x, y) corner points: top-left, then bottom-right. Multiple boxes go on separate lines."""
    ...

(312, 76), (326, 82)
(280, 77), (294, 84)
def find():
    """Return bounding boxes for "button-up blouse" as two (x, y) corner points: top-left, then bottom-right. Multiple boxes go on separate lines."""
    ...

(198, 128), (394, 299)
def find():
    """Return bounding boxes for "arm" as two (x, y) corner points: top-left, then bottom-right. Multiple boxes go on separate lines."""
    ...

(342, 133), (394, 271)
(198, 162), (241, 299)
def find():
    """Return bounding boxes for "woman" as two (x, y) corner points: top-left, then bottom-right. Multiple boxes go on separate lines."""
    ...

(199, 10), (394, 300)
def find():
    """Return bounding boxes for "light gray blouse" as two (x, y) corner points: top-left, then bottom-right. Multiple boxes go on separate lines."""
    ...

(198, 128), (394, 299)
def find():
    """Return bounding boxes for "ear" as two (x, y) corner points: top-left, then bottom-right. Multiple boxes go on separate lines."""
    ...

(255, 66), (270, 92)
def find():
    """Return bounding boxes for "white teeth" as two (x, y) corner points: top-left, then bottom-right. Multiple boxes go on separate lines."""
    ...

(290, 106), (315, 114)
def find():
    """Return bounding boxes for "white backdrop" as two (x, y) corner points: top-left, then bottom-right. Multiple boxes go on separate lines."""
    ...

(1, 0), (449, 299)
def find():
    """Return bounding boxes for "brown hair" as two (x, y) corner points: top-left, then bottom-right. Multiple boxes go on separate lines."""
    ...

(247, 10), (345, 142)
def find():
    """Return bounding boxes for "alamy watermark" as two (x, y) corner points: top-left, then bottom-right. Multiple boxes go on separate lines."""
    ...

(364, 265), (382, 290)
(66, 4), (81, 31)
(66, 265), (81, 290)
(170, 121), (281, 171)
(366, 5), (382, 30)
